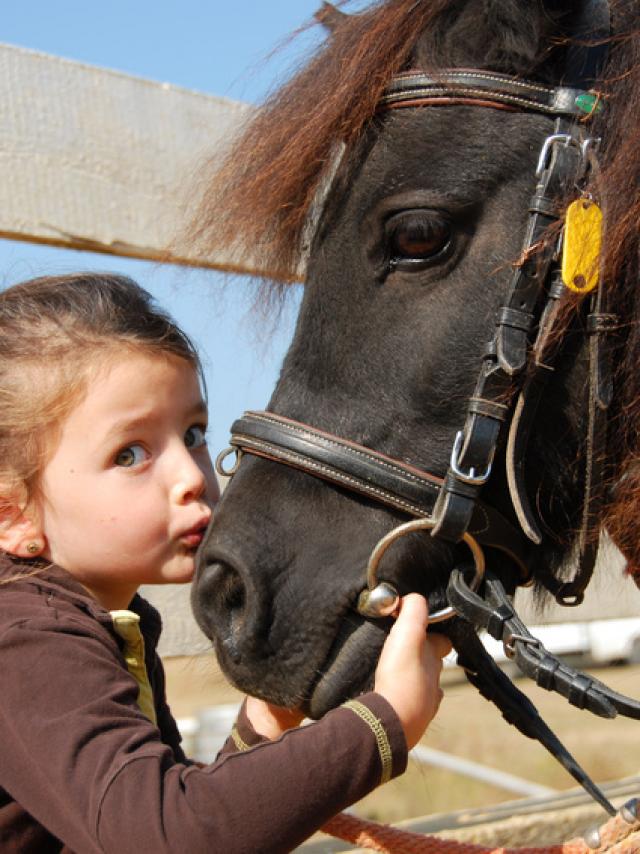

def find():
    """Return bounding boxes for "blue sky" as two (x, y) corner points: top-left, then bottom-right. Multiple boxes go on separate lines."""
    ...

(1, 1), (340, 456)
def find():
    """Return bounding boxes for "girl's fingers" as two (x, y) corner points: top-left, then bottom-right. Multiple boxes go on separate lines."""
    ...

(391, 594), (453, 659)
(374, 593), (451, 749)
(391, 593), (429, 634)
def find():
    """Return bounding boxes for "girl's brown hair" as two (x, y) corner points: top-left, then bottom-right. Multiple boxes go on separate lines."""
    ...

(0, 272), (201, 513)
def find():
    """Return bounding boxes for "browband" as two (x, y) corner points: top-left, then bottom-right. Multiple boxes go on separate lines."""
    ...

(381, 70), (602, 118)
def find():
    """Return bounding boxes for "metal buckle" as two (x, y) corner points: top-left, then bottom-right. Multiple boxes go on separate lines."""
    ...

(536, 132), (599, 179)
(450, 431), (493, 486)
(536, 132), (578, 177)
(503, 632), (541, 660)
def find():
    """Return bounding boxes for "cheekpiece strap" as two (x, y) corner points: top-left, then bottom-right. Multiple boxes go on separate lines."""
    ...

(381, 71), (602, 119)
(432, 116), (584, 545)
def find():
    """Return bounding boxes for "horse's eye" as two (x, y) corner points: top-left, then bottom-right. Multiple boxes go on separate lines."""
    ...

(385, 211), (452, 269)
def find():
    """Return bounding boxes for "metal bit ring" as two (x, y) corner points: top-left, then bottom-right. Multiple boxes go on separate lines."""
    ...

(357, 517), (485, 623)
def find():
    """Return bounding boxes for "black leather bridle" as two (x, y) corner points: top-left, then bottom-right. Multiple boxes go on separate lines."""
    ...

(220, 60), (611, 619)
(216, 1), (640, 816)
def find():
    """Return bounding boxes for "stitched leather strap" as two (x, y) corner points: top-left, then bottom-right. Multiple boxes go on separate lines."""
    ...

(228, 411), (532, 580)
(381, 70), (601, 117)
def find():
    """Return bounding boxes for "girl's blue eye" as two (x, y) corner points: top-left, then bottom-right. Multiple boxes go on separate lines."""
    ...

(185, 424), (207, 449)
(114, 444), (146, 468)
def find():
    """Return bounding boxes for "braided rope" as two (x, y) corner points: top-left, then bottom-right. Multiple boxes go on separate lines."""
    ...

(322, 805), (640, 853)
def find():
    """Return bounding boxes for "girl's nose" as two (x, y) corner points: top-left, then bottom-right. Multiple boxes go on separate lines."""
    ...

(170, 449), (208, 505)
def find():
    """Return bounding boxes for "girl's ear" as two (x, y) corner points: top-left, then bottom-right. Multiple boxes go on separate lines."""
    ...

(0, 499), (46, 558)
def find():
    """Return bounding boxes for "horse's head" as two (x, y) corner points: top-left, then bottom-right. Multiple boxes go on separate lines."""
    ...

(191, 0), (637, 723)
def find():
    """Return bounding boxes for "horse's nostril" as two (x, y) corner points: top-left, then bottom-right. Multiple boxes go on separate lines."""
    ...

(194, 559), (249, 657)
(200, 560), (246, 615)
(215, 562), (246, 612)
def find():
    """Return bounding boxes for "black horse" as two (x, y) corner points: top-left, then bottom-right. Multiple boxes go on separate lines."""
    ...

(191, 0), (640, 803)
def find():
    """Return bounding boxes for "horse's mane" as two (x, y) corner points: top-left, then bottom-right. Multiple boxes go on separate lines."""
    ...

(597, 7), (640, 576)
(191, 0), (640, 572)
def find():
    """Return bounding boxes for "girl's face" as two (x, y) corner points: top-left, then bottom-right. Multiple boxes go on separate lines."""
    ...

(34, 351), (218, 610)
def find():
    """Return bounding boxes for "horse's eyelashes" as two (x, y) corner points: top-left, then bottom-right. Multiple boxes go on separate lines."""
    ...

(392, 219), (450, 256)
(385, 210), (452, 270)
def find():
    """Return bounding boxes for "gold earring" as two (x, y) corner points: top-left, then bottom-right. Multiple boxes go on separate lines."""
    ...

(26, 541), (41, 555)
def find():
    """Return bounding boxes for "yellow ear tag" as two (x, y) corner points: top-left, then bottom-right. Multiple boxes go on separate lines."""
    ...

(561, 198), (603, 294)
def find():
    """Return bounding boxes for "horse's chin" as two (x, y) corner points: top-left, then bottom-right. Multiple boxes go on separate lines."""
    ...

(303, 585), (452, 718)
(305, 616), (389, 719)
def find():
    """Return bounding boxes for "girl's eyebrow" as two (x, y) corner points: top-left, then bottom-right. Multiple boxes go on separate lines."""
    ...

(186, 400), (209, 420)
(103, 401), (208, 441)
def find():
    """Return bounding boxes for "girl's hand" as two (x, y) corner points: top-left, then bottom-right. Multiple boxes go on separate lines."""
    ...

(374, 593), (452, 749)
(245, 697), (305, 740)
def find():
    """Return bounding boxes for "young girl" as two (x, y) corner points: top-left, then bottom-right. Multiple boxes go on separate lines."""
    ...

(0, 272), (451, 853)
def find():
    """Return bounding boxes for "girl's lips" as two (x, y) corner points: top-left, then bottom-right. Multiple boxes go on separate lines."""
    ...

(180, 520), (210, 549)
(181, 531), (205, 548)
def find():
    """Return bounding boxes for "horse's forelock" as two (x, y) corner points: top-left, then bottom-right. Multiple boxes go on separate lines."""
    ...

(187, 0), (452, 283)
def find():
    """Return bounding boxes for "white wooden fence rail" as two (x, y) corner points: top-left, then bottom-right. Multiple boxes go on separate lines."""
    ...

(0, 42), (256, 273)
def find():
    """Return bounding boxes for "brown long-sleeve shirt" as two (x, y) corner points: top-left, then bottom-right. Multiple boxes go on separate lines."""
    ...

(0, 558), (407, 853)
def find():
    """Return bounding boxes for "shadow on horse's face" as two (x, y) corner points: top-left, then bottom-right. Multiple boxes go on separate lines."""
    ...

(193, 102), (583, 717)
